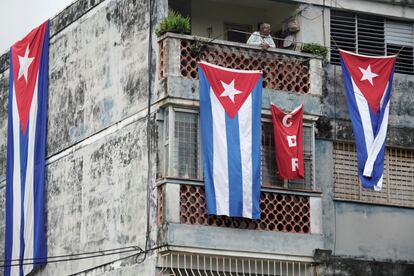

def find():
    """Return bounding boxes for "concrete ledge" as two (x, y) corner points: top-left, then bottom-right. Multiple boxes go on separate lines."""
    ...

(164, 223), (324, 258)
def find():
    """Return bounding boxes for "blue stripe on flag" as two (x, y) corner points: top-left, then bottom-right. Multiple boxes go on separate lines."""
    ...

(4, 51), (15, 276)
(33, 22), (49, 266)
(225, 114), (243, 217)
(251, 79), (262, 219)
(340, 62), (369, 180)
(19, 124), (29, 276)
(198, 69), (217, 215)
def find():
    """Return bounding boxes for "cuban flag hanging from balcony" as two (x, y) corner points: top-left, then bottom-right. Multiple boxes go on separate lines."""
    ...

(339, 49), (396, 191)
(198, 61), (262, 219)
(271, 103), (304, 180)
(4, 21), (49, 275)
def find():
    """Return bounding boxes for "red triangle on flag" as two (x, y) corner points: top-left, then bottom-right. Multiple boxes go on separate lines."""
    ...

(198, 62), (262, 118)
(11, 22), (47, 135)
(340, 49), (396, 113)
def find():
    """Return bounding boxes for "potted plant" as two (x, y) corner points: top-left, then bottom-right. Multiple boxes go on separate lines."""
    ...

(301, 43), (328, 59)
(156, 10), (191, 37)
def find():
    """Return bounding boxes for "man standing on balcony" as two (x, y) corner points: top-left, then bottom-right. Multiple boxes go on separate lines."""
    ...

(247, 22), (275, 50)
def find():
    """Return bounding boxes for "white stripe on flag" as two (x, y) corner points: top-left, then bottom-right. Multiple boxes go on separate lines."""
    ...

(379, 82), (389, 110)
(352, 79), (374, 150)
(23, 78), (39, 275)
(374, 175), (384, 191)
(363, 101), (390, 178)
(238, 94), (253, 218)
(11, 85), (21, 275)
(210, 88), (229, 216)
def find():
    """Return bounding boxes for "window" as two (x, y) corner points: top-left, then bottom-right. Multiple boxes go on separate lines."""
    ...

(261, 121), (315, 190)
(159, 107), (202, 179)
(161, 108), (315, 191)
(330, 10), (414, 75)
(173, 112), (200, 179)
(334, 142), (414, 208)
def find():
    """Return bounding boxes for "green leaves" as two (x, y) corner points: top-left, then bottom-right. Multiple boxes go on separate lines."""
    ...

(301, 43), (328, 59)
(156, 10), (191, 37)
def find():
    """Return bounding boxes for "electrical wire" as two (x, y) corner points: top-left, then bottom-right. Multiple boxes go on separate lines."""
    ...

(0, 246), (143, 268)
(67, 244), (166, 276)
(0, 244), (167, 269)
(141, 0), (155, 265)
(0, 245), (141, 263)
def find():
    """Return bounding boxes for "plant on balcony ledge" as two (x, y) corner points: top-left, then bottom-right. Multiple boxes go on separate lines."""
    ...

(155, 10), (191, 37)
(301, 43), (328, 59)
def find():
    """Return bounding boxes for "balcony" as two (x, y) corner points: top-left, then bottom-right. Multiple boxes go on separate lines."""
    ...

(157, 180), (324, 258)
(156, 31), (325, 259)
(158, 182), (322, 233)
(158, 33), (323, 98)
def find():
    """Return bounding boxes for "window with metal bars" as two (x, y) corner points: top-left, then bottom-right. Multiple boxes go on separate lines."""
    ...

(331, 10), (414, 75)
(161, 108), (315, 191)
(333, 141), (414, 208)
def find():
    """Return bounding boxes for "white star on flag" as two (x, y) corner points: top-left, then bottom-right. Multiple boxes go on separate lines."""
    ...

(359, 64), (379, 86)
(18, 45), (35, 82)
(220, 79), (242, 103)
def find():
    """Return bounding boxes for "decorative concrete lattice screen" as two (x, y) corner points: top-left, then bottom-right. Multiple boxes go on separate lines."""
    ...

(157, 185), (164, 225)
(179, 39), (310, 93)
(159, 39), (166, 79)
(334, 142), (414, 207)
(180, 185), (310, 234)
(158, 251), (314, 276)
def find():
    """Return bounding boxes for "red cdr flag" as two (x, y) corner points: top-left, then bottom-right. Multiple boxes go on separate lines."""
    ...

(271, 103), (304, 179)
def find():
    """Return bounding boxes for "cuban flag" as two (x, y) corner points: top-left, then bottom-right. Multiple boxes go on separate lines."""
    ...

(198, 61), (262, 219)
(4, 21), (49, 275)
(340, 49), (396, 191)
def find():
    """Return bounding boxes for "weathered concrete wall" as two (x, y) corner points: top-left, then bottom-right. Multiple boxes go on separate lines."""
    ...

(47, 0), (149, 155)
(164, 223), (324, 258)
(314, 249), (414, 276)
(74, 254), (158, 276)
(334, 202), (414, 262)
(41, 117), (151, 275)
(296, 4), (330, 48)
(314, 140), (336, 252)
(0, 0), (166, 274)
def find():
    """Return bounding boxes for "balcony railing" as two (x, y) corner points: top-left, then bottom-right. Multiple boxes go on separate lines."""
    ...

(157, 181), (322, 235)
(158, 33), (323, 95)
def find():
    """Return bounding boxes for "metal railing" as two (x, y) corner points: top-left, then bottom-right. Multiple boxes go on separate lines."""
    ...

(158, 252), (315, 276)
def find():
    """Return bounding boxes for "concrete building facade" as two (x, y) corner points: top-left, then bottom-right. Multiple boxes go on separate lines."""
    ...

(0, 0), (413, 275)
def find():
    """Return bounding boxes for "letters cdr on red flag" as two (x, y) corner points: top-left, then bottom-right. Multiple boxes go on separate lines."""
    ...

(271, 104), (304, 180)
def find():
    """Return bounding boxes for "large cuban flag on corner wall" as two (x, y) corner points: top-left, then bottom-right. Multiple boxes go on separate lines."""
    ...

(198, 61), (262, 219)
(5, 21), (49, 275)
(340, 49), (396, 191)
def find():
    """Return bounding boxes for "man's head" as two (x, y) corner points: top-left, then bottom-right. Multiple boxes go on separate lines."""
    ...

(259, 23), (271, 37)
